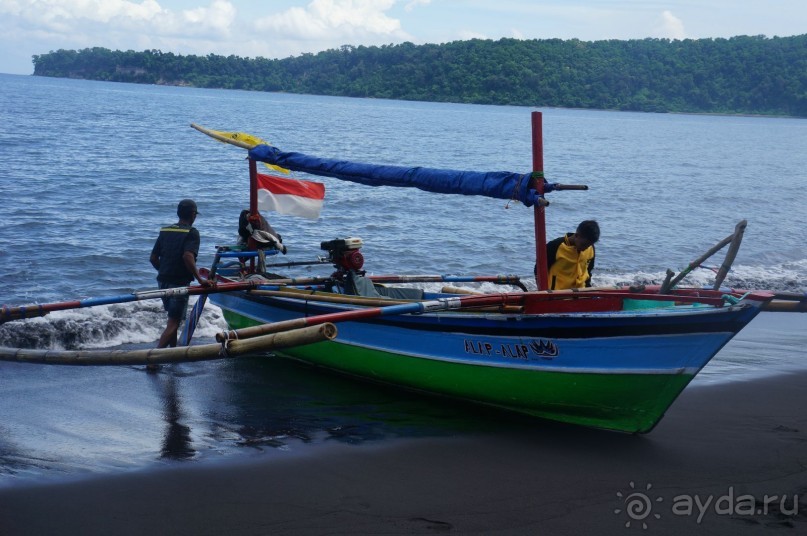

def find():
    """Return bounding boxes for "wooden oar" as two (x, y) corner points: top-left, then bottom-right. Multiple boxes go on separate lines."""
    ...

(180, 288), (208, 346)
(180, 251), (223, 346)
(216, 293), (525, 342)
(0, 324), (336, 366)
(0, 280), (264, 324)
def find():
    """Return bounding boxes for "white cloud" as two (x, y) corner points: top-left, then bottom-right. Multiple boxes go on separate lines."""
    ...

(657, 10), (686, 40)
(253, 0), (407, 41)
(180, 0), (237, 35)
(404, 0), (430, 11)
(9, 0), (165, 26)
(0, 0), (236, 39)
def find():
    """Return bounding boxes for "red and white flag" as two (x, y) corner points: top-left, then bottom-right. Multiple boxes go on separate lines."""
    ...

(256, 173), (325, 220)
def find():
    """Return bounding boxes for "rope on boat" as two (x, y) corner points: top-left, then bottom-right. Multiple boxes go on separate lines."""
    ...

(218, 338), (231, 358)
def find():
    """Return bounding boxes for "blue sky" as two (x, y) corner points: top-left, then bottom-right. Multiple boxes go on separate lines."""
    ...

(0, 0), (804, 75)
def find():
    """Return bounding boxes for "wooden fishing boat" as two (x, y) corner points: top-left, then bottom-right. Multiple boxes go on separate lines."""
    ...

(1, 114), (800, 434)
(192, 114), (779, 433)
(211, 286), (766, 433)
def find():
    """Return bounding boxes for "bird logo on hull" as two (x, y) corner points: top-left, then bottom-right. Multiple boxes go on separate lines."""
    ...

(529, 339), (559, 359)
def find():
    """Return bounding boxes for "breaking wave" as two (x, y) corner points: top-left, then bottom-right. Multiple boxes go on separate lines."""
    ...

(0, 299), (227, 351)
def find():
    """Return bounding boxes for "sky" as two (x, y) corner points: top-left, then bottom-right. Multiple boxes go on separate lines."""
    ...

(0, 0), (804, 75)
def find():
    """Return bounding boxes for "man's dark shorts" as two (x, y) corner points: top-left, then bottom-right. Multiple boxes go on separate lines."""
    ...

(159, 281), (190, 321)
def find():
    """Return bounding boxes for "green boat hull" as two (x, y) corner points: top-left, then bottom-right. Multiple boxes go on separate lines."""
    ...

(221, 309), (695, 433)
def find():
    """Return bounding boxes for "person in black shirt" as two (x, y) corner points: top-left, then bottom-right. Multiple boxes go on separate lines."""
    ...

(150, 199), (212, 353)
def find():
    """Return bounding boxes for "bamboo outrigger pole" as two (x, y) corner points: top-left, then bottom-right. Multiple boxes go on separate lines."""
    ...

(216, 293), (527, 342)
(0, 324), (336, 366)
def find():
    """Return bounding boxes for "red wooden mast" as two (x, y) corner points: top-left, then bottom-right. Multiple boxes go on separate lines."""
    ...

(531, 112), (549, 291)
(249, 158), (258, 215)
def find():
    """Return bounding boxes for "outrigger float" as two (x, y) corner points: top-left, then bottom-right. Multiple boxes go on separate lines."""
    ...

(2, 112), (804, 433)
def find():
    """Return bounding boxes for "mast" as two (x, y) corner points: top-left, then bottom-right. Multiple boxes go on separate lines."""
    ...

(246, 158), (259, 272)
(249, 158), (258, 215)
(531, 112), (548, 290)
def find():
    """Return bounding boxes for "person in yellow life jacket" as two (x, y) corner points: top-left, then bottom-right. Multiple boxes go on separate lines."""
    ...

(545, 220), (600, 290)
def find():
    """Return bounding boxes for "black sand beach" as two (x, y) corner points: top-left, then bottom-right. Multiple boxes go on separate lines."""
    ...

(2, 369), (806, 535)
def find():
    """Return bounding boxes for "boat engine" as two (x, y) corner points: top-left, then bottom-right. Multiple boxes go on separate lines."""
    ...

(320, 237), (364, 276)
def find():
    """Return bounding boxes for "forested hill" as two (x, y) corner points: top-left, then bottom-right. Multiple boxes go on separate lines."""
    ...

(32, 35), (807, 117)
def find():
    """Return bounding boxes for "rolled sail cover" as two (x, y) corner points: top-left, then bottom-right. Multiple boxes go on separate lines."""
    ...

(248, 145), (539, 206)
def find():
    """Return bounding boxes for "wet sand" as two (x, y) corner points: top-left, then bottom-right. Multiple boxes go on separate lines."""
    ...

(2, 369), (806, 535)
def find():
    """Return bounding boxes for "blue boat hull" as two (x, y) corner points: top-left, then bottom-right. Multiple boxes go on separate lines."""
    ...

(210, 291), (762, 432)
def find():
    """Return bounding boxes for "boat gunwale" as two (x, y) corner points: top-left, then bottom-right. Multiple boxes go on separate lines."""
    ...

(210, 289), (762, 340)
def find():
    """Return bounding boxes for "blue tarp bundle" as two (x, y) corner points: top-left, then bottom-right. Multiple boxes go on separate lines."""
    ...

(248, 145), (540, 206)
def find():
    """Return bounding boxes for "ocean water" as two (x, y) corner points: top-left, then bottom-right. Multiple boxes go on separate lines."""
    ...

(1, 73), (806, 485)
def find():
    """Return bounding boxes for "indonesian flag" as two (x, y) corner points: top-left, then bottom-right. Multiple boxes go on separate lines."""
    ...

(256, 173), (325, 220)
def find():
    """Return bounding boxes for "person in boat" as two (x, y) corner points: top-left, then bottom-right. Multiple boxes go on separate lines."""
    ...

(543, 220), (600, 290)
(150, 199), (213, 356)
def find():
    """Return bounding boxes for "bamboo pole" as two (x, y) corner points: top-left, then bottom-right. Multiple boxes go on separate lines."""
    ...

(254, 283), (721, 305)
(223, 273), (525, 290)
(251, 288), (411, 306)
(441, 286), (484, 295)
(217, 293), (525, 342)
(250, 288), (523, 313)
(0, 280), (264, 324)
(713, 220), (747, 290)
(0, 324), (336, 366)
(663, 220), (747, 292)
(760, 300), (807, 313)
(257, 273), (525, 287)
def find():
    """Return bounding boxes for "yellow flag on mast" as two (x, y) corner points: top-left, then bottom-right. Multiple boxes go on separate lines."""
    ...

(207, 128), (290, 174)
